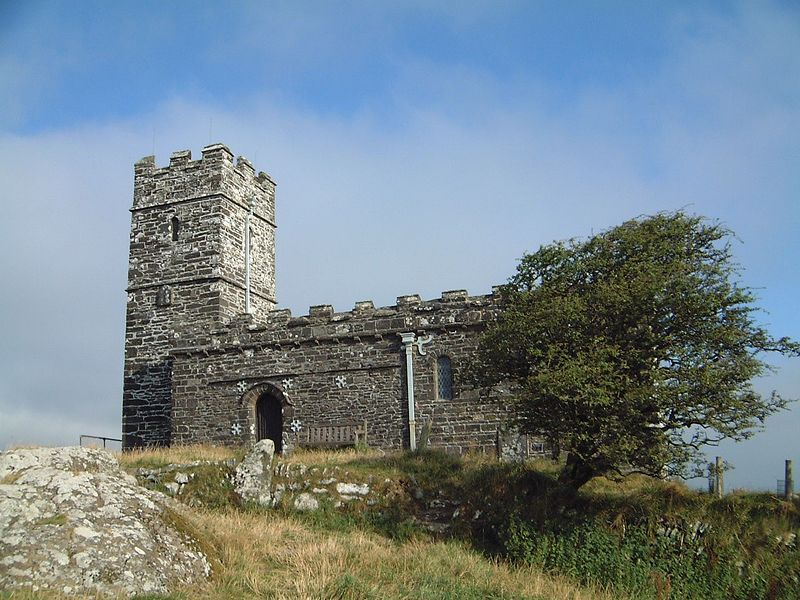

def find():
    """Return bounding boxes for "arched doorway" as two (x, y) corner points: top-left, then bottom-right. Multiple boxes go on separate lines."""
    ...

(256, 391), (283, 453)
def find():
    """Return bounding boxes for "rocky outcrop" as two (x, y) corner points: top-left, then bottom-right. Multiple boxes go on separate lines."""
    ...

(232, 439), (275, 506)
(0, 446), (211, 596)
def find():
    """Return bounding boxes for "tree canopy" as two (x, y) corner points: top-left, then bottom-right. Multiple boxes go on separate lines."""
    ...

(472, 212), (798, 490)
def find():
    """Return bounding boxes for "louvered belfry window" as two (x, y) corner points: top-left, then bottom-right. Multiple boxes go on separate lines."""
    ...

(437, 356), (453, 400)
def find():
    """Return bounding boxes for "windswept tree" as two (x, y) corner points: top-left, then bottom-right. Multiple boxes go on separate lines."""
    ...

(473, 212), (798, 490)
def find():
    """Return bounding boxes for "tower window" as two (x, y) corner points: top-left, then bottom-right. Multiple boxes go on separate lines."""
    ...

(170, 216), (180, 241)
(437, 356), (453, 400)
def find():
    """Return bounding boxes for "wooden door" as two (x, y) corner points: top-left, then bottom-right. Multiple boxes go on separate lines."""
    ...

(256, 393), (283, 453)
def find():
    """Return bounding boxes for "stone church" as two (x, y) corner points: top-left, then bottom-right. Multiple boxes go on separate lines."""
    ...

(122, 143), (536, 457)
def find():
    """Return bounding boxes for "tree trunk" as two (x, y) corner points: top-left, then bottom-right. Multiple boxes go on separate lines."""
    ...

(558, 452), (607, 490)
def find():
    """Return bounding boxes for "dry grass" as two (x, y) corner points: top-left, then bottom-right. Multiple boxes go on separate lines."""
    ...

(181, 508), (628, 600)
(115, 444), (238, 469)
(280, 446), (388, 466)
(113, 444), (386, 470)
(1, 445), (641, 599)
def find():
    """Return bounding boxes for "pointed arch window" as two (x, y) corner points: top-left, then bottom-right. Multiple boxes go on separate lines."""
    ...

(437, 356), (453, 400)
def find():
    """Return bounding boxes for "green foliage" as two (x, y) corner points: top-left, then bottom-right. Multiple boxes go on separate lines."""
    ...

(135, 463), (240, 510)
(466, 459), (800, 600)
(282, 491), (425, 543)
(500, 513), (800, 600)
(326, 558), (545, 600)
(472, 212), (799, 488)
(178, 464), (240, 510)
(346, 448), (465, 493)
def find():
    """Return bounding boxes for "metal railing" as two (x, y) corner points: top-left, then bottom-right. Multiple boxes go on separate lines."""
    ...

(79, 435), (122, 450)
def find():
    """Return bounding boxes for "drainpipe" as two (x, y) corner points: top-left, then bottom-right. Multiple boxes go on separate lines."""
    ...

(244, 198), (254, 314)
(399, 332), (434, 451)
(400, 333), (417, 451)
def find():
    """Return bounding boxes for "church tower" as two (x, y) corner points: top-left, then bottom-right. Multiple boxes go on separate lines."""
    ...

(122, 144), (276, 448)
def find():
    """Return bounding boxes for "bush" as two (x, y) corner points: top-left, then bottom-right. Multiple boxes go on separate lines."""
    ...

(500, 513), (799, 600)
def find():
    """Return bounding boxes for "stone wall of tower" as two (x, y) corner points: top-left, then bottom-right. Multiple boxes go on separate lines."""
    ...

(123, 144), (276, 448)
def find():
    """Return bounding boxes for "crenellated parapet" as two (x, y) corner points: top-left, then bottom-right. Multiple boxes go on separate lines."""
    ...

(133, 143), (276, 223)
(172, 288), (504, 356)
(126, 143), (277, 309)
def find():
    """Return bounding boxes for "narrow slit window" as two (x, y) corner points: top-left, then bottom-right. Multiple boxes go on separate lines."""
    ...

(437, 356), (453, 400)
(170, 216), (180, 241)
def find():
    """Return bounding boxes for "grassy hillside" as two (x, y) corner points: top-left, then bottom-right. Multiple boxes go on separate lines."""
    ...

(5, 446), (797, 599)
(117, 445), (798, 600)
(112, 446), (625, 600)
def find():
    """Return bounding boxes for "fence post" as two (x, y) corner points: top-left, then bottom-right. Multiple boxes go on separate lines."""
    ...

(786, 459), (794, 500)
(708, 462), (715, 494)
(715, 456), (724, 498)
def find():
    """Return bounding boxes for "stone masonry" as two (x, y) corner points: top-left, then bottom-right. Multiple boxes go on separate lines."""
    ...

(123, 144), (276, 447)
(123, 144), (538, 457)
(171, 290), (507, 454)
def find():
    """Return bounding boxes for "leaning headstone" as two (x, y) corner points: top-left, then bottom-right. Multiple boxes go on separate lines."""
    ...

(233, 439), (275, 506)
(0, 446), (210, 596)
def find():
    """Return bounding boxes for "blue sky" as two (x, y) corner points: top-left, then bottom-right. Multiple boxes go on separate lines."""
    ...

(0, 1), (797, 490)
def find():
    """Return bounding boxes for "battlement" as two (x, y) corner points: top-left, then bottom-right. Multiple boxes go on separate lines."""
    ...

(172, 288), (504, 356)
(133, 143), (276, 222)
(273, 288), (501, 324)
(260, 288), (500, 325)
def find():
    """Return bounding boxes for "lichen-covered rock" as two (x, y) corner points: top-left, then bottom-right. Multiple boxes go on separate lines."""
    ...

(293, 493), (319, 511)
(233, 439), (275, 505)
(336, 482), (370, 497)
(0, 446), (211, 596)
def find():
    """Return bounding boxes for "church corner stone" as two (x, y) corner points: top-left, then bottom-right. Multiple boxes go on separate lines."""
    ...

(122, 144), (547, 460)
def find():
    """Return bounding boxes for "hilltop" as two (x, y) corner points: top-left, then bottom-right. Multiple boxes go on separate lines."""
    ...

(2, 445), (798, 599)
